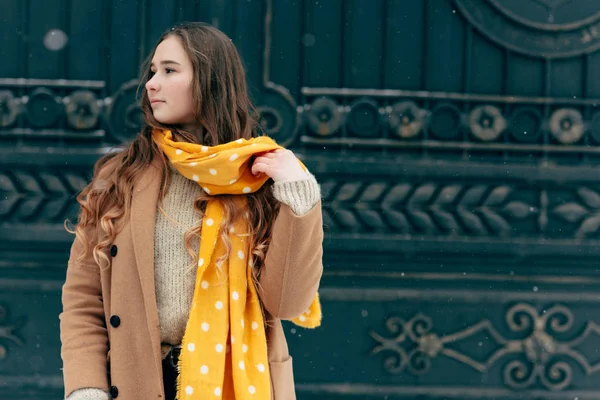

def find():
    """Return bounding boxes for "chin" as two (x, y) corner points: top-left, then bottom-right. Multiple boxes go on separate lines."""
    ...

(153, 114), (181, 125)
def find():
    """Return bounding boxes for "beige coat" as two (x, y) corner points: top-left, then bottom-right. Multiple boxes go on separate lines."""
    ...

(59, 158), (324, 399)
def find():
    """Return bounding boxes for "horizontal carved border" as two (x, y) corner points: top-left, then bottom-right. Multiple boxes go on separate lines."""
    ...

(8, 160), (600, 258)
(0, 80), (107, 140)
(0, 168), (88, 224)
(321, 179), (600, 239)
(299, 89), (600, 161)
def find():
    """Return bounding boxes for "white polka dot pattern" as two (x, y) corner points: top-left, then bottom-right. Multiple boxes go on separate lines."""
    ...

(151, 129), (322, 399)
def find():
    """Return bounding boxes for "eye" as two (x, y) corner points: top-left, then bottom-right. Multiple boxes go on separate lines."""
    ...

(165, 68), (175, 74)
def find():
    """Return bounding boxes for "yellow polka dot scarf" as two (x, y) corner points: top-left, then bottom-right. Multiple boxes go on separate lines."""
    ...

(152, 129), (321, 399)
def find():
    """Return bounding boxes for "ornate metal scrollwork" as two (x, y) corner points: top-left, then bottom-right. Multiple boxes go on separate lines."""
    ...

(549, 108), (585, 144)
(387, 101), (425, 139)
(256, 106), (283, 137)
(370, 303), (600, 391)
(64, 90), (101, 130)
(305, 97), (342, 137)
(106, 79), (143, 142)
(469, 105), (506, 142)
(370, 314), (438, 375)
(455, 0), (600, 58)
(256, 85), (299, 146)
(0, 90), (20, 128)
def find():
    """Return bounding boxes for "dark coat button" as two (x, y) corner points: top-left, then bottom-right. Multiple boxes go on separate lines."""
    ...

(110, 315), (121, 328)
(109, 386), (119, 398)
(110, 245), (118, 257)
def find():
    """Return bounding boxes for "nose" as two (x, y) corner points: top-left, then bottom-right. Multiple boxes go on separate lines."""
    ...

(146, 74), (160, 92)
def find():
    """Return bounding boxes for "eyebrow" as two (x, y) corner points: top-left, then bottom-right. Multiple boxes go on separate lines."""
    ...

(150, 60), (181, 67)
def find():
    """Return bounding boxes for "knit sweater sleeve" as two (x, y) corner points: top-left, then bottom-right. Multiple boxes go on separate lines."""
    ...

(66, 388), (109, 400)
(271, 173), (321, 216)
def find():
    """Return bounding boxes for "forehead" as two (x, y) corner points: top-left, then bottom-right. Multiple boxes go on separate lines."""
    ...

(151, 36), (189, 64)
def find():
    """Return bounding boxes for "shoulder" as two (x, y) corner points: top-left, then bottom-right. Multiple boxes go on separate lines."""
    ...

(89, 149), (126, 192)
(83, 145), (164, 200)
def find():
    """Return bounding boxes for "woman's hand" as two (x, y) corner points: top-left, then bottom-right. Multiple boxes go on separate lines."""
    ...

(251, 149), (308, 182)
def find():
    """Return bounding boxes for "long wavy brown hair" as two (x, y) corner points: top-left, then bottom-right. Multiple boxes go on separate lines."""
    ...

(70, 22), (280, 273)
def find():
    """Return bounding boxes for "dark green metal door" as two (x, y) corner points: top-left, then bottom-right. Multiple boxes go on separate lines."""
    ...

(3, 1), (600, 399)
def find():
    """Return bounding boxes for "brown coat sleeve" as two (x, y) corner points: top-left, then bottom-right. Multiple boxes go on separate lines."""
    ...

(258, 201), (324, 320)
(59, 225), (109, 398)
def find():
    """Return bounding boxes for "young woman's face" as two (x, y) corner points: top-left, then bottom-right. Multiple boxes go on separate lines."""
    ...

(146, 36), (195, 126)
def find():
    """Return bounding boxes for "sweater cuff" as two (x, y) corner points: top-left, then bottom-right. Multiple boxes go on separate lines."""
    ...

(272, 174), (321, 216)
(66, 388), (110, 400)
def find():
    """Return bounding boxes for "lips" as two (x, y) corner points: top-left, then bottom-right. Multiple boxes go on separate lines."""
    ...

(150, 99), (165, 105)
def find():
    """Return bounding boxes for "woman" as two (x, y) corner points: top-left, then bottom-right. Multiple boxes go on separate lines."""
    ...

(59, 22), (323, 400)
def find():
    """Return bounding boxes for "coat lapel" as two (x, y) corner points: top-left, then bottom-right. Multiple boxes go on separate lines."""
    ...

(130, 157), (163, 381)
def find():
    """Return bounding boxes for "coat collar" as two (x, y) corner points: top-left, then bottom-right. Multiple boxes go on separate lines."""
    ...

(130, 156), (163, 382)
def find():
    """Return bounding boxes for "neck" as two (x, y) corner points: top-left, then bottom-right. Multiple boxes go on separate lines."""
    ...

(174, 124), (205, 144)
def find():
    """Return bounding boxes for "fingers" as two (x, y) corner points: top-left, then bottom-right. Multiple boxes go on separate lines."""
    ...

(253, 155), (272, 165)
(250, 149), (294, 179)
(251, 160), (271, 176)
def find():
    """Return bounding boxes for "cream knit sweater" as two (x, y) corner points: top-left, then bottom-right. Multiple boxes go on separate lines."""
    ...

(154, 168), (321, 358)
(67, 169), (321, 400)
